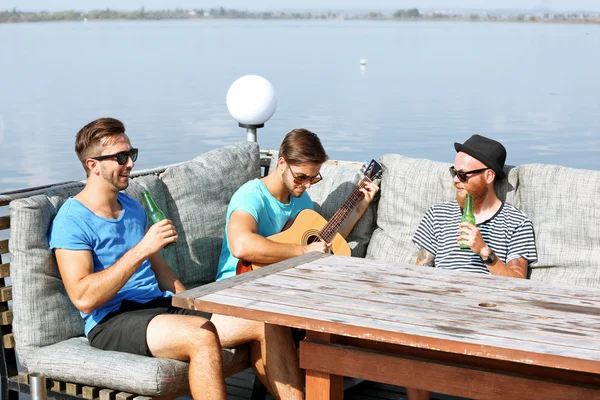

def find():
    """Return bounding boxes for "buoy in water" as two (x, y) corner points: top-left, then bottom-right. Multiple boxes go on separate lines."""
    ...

(360, 59), (367, 65)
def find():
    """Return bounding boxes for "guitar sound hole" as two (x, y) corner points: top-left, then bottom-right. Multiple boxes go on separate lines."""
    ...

(307, 235), (321, 245)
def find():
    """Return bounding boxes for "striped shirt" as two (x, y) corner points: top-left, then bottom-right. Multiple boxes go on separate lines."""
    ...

(413, 201), (537, 275)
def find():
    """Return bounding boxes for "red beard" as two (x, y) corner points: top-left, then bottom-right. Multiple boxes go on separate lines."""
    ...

(456, 178), (488, 209)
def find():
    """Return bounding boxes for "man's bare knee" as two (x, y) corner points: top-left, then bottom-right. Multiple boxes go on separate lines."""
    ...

(187, 318), (221, 349)
(147, 314), (221, 360)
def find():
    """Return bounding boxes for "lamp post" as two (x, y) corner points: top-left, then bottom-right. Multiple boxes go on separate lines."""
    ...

(226, 75), (277, 142)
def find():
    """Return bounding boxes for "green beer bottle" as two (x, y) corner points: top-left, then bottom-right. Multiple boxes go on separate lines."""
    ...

(460, 193), (475, 249)
(142, 191), (175, 249)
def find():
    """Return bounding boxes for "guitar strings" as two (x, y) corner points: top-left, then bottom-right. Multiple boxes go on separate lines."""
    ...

(318, 177), (372, 243)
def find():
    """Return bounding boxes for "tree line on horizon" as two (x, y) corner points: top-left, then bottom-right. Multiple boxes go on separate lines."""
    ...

(1, 7), (599, 24)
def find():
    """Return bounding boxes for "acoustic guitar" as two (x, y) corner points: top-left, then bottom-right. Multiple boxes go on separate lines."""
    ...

(236, 159), (382, 274)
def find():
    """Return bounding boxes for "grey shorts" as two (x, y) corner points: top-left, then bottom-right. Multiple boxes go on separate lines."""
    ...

(88, 297), (212, 356)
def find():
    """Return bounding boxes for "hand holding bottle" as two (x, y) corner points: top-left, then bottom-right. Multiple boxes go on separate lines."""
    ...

(138, 219), (178, 256)
(457, 222), (486, 255)
(142, 191), (177, 249)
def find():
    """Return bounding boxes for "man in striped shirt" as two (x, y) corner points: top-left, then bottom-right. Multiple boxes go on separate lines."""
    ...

(407, 134), (538, 400)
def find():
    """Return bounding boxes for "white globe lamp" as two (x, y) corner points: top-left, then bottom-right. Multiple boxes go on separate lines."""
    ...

(226, 75), (277, 142)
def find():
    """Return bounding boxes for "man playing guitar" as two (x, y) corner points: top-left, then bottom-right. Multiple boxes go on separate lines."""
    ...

(216, 128), (379, 281)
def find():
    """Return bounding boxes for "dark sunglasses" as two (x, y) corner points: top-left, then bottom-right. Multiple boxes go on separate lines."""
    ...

(92, 148), (138, 165)
(288, 167), (323, 185)
(449, 166), (488, 183)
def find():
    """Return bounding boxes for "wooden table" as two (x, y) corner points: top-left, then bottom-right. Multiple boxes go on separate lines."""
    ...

(173, 253), (600, 400)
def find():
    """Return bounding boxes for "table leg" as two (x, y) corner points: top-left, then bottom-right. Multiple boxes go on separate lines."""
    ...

(303, 332), (344, 400)
(305, 369), (343, 400)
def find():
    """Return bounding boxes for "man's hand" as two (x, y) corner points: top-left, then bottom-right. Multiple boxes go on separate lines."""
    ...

(138, 219), (178, 257)
(457, 222), (486, 255)
(355, 181), (379, 215)
(303, 241), (332, 254)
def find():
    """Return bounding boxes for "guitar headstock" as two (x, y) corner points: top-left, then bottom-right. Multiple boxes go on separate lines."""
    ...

(361, 159), (382, 180)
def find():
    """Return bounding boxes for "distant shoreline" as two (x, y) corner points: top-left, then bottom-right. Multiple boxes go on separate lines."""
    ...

(2, 8), (600, 25)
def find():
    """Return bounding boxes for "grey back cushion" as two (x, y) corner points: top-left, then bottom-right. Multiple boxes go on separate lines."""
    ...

(516, 164), (600, 288)
(366, 154), (518, 264)
(160, 141), (261, 288)
(10, 175), (168, 365)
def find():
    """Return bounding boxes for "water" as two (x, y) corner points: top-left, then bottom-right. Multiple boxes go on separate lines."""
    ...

(1, 19), (599, 193)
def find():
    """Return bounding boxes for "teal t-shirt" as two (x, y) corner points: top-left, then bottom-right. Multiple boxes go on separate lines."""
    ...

(216, 178), (314, 280)
(49, 193), (172, 336)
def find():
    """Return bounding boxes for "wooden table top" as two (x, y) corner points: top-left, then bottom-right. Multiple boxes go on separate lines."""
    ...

(173, 253), (600, 375)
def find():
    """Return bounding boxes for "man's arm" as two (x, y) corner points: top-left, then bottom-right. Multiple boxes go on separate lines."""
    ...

(149, 253), (185, 294)
(458, 222), (527, 279)
(338, 181), (379, 238)
(482, 249), (528, 278)
(228, 210), (329, 264)
(415, 248), (435, 267)
(56, 219), (177, 314)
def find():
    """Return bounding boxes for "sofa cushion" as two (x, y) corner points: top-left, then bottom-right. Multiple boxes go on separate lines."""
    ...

(366, 154), (518, 264)
(27, 337), (248, 396)
(307, 162), (379, 257)
(160, 141), (261, 287)
(516, 164), (600, 288)
(9, 175), (167, 365)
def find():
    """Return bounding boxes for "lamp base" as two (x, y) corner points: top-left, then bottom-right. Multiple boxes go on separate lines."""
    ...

(238, 123), (264, 142)
(238, 123), (264, 129)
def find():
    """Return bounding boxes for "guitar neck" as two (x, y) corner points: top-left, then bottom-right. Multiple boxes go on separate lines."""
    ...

(320, 177), (371, 243)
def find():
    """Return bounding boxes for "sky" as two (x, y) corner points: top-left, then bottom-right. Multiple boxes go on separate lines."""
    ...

(2, 0), (600, 12)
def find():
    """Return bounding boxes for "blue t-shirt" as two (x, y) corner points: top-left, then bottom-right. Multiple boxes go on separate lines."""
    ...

(216, 178), (314, 280)
(49, 192), (172, 336)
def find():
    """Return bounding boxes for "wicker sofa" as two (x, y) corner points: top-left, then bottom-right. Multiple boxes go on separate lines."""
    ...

(5, 140), (600, 398)
(8, 141), (263, 398)
(363, 154), (600, 288)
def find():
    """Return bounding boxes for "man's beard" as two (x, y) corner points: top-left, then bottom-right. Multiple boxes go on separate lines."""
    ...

(456, 180), (488, 209)
(282, 169), (302, 198)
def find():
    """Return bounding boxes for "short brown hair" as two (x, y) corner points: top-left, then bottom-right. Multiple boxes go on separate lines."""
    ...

(279, 129), (328, 165)
(75, 118), (126, 175)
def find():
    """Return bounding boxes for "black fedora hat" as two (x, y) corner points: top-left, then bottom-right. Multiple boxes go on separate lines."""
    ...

(454, 134), (507, 180)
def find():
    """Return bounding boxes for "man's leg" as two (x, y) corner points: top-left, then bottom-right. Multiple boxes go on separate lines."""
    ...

(406, 388), (431, 400)
(211, 314), (303, 400)
(147, 314), (227, 400)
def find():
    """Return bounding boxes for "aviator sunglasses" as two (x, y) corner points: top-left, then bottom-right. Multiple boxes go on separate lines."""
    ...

(92, 148), (139, 165)
(288, 166), (323, 185)
(449, 166), (488, 183)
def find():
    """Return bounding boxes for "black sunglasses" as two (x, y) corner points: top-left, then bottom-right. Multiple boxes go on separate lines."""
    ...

(92, 148), (138, 165)
(449, 166), (488, 183)
(288, 167), (323, 185)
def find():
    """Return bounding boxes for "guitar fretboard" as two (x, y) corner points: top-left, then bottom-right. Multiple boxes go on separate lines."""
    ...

(319, 177), (371, 243)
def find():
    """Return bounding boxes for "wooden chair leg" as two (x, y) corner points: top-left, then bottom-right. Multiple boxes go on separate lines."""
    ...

(250, 375), (268, 400)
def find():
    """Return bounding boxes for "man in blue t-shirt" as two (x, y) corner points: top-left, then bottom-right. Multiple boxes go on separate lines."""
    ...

(216, 128), (379, 281)
(49, 118), (304, 400)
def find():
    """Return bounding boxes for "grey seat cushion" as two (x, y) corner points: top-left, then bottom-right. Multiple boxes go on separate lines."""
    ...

(27, 337), (249, 396)
(9, 174), (168, 365)
(366, 154), (518, 264)
(160, 141), (261, 287)
(516, 164), (600, 288)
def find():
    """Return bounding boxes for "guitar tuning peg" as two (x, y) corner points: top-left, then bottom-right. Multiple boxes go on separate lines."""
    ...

(360, 160), (369, 173)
